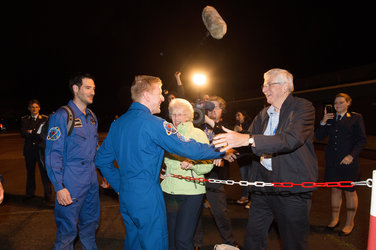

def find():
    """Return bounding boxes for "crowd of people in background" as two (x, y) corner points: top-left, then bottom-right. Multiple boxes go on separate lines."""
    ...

(0, 68), (367, 250)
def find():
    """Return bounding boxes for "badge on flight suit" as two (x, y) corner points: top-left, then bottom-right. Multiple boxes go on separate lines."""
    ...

(74, 118), (83, 128)
(163, 121), (190, 142)
(47, 127), (61, 140)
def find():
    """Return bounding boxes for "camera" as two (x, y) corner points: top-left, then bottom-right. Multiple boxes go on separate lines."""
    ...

(192, 101), (215, 125)
(325, 104), (334, 114)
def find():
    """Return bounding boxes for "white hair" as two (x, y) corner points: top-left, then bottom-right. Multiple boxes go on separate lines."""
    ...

(168, 98), (194, 122)
(264, 68), (294, 92)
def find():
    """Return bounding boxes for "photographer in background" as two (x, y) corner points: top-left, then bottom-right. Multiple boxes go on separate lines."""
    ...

(195, 96), (238, 248)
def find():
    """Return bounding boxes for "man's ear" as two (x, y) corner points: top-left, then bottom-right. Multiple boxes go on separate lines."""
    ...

(143, 90), (150, 102)
(72, 85), (79, 95)
(282, 83), (289, 94)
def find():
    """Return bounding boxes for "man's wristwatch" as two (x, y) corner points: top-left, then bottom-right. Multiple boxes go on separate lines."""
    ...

(248, 135), (254, 145)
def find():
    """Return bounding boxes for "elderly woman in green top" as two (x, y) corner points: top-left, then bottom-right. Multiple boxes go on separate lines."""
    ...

(161, 98), (214, 250)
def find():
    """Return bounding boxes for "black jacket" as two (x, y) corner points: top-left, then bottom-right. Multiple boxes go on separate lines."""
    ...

(316, 112), (366, 175)
(20, 114), (48, 155)
(249, 94), (318, 193)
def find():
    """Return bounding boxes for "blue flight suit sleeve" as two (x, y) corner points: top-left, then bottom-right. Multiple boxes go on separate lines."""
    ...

(95, 126), (121, 193)
(152, 120), (223, 160)
(45, 109), (68, 192)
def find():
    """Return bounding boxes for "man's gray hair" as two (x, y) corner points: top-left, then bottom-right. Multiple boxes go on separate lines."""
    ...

(264, 68), (294, 92)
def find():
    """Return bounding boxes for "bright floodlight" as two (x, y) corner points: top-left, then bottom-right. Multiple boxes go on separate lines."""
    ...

(193, 74), (207, 86)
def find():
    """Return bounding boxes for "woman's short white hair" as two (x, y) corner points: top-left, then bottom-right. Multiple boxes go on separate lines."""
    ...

(168, 98), (194, 122)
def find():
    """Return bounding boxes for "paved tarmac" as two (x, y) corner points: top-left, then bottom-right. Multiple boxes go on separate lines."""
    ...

(0, 132), (375, 250)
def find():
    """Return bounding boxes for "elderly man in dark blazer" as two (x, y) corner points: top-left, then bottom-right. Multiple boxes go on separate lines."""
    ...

(214, 68), (318, 250)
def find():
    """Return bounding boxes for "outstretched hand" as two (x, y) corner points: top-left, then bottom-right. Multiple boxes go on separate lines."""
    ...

(224, 148), (238, 162)
(213, 126), (250, 152)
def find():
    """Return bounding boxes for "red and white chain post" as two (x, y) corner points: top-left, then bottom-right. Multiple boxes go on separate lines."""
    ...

(368, 170), (376, 250)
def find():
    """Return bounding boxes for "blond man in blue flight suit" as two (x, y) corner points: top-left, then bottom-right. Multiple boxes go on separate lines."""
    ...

(95, 75), (224, 250)
(45, 73), (100, 250)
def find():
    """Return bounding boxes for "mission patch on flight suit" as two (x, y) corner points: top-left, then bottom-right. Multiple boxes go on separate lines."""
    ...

(47, 127), (61, 141)
(163, 121), (190, 142)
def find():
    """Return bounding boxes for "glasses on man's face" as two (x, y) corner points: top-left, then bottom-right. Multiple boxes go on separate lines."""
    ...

(261, 82), (281, 90)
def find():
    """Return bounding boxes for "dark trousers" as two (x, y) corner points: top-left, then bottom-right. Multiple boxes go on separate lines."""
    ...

(239, 164), (251, 198)
(194, 183), (235, 246)
(244, 191), (312, 250)
(24, 147), (51, 199)
(164, 192), (204, 250)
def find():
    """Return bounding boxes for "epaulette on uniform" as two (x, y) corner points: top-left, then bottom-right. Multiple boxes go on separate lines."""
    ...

(21, 115), (30, 119)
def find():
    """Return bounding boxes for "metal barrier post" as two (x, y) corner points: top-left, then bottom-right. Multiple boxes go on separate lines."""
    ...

(367, 170), (376, 250)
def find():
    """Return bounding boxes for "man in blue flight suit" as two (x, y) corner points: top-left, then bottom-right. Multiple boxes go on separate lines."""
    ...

(45, 73), (100, 250)
(95, 75), (224, 250)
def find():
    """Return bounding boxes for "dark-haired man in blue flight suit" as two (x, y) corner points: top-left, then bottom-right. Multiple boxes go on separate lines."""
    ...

(95, 75), (224, 250)
(45, 73), (100, 250)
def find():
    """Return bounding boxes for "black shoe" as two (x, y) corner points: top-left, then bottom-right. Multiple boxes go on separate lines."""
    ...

(338, 227), (354, 236)
(326, 221), (340, 231)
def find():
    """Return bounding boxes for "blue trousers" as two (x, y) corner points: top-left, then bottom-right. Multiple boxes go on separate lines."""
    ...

(119, 182), (168, 250)
(54, 182), (100, 250)
(164, 193), (204, 250)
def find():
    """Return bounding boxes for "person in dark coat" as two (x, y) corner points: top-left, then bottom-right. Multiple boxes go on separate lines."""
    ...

(316, 93), (366, 236)
(213, 68), (318, 250)
(21, 99), (51, 201)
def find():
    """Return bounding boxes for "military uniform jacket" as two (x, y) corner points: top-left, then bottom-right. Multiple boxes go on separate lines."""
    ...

(45, 100), (98, 192)
(316, 112), (366, 181)
(21, 114), (48, 155)
(249, 94), (318, 193)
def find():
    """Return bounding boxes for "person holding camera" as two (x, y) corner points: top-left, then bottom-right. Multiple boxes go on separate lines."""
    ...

(194, 96), (238, 248)
(316, 93), (366, 236)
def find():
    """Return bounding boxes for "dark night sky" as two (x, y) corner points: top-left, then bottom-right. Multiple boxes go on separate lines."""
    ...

(1, 0), (376, 127)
